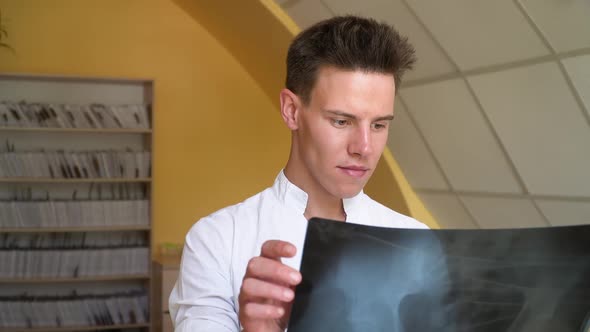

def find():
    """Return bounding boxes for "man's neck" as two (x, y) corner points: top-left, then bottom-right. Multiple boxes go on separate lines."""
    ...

(303, 194), (346, 222)
(283, 156), (347, 222)
(283, 168), (346, 221)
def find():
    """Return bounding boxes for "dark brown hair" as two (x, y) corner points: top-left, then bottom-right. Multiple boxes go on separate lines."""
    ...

(286, 15), (417, 105)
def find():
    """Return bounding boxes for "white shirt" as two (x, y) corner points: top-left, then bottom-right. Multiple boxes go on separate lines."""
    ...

(169, 170), (427, 332)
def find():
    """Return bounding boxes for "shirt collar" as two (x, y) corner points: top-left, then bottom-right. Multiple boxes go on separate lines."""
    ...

(343, 192), (364, 222)
(274, 170), (365, 221)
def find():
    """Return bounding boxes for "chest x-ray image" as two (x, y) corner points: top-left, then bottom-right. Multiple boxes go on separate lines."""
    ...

(288, 218), (590, 332)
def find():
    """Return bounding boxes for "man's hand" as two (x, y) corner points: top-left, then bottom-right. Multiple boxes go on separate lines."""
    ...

(239, 240), (302, 332)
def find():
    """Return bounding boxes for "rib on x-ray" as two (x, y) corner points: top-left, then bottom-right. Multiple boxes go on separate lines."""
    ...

(288, 218), (590, 332)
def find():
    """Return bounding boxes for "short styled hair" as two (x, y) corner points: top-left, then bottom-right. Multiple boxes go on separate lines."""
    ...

(286, 15), (417, 105)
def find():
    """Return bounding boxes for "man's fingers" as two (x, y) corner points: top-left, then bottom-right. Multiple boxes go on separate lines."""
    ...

(240, 277), (295, 303)
(239, 241), (300, 331)
(241, 302), (286, 320)
(260, 240), (296, 259)
(246, 256), (301, 286)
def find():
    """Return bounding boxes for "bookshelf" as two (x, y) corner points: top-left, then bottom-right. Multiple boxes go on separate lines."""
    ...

(0, 74), (153, 332)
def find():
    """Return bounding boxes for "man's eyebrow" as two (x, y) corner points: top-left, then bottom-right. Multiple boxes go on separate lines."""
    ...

(375, 114), (395, 121)
(324, 110), (394, 121)
(324, 110), (356, 119)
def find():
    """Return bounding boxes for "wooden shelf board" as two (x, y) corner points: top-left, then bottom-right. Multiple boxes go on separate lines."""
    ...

(0, 178), (151, 183)
(0, 323), (150, 332)
(0, 126), (151, 134)
(0, 226), (150, 233)
(0, 274), (150, 283)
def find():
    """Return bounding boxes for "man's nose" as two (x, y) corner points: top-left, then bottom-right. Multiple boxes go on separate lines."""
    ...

(348, 126), (372, 157)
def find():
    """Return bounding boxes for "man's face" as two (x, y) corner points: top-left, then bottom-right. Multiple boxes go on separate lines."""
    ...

(293, 66), (395, 199)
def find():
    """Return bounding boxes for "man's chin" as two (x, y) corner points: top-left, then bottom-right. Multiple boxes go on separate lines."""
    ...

(338, 187), (363, 199)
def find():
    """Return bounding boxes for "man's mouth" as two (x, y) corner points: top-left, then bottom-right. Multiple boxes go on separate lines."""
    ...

(338, 166), (369, 178)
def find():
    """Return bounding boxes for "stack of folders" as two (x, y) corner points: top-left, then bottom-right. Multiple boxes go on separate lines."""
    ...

(0, 290), (148, 328)
(0, 232), (147, 249)
(0, 232), (149, 278)
(0, 200), (149, 228)
(0, 101), (151, 129)
(0, 248), (149, 278)
(0, 150), (151, 179)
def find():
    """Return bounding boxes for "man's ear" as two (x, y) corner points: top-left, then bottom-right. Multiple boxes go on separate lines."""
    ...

(280, 88), (301, 130)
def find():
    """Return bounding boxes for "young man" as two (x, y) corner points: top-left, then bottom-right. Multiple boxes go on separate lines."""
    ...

(169, 15), (427, 332)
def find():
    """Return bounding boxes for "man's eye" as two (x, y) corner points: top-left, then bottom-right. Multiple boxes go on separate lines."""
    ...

(332, 119), (349, 127)
(372, 122), (387, 130)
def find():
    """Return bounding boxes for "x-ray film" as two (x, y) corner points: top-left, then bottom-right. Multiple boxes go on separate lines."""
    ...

(288, 218), (590, 332)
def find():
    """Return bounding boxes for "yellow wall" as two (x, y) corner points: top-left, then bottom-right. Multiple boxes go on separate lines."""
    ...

(0, 0), (437, 253)
(0, 0), (291, 250)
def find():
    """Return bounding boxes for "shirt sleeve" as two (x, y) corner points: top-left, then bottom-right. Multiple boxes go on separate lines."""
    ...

(169, 213), (239, 332)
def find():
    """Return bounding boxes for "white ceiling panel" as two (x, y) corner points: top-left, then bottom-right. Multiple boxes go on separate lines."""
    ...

(519, 0), (590, 52)
(563, 54), (590, 119)
(535, 199), (590, 226)
(406, 0), (549, 70)
(418, 192), (477, 229)
(278, 0), (333, 30)
(275, 0), (590, 231)
(401, 79), (522, 194)
(387, 101), (448, 190)
(468, 62), (590, 197)
(460, 196), (547, 229)
(322, 0), (456, 80)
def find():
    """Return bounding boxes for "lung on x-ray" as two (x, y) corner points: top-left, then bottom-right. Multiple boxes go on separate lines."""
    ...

(288, 218), (590, 332)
